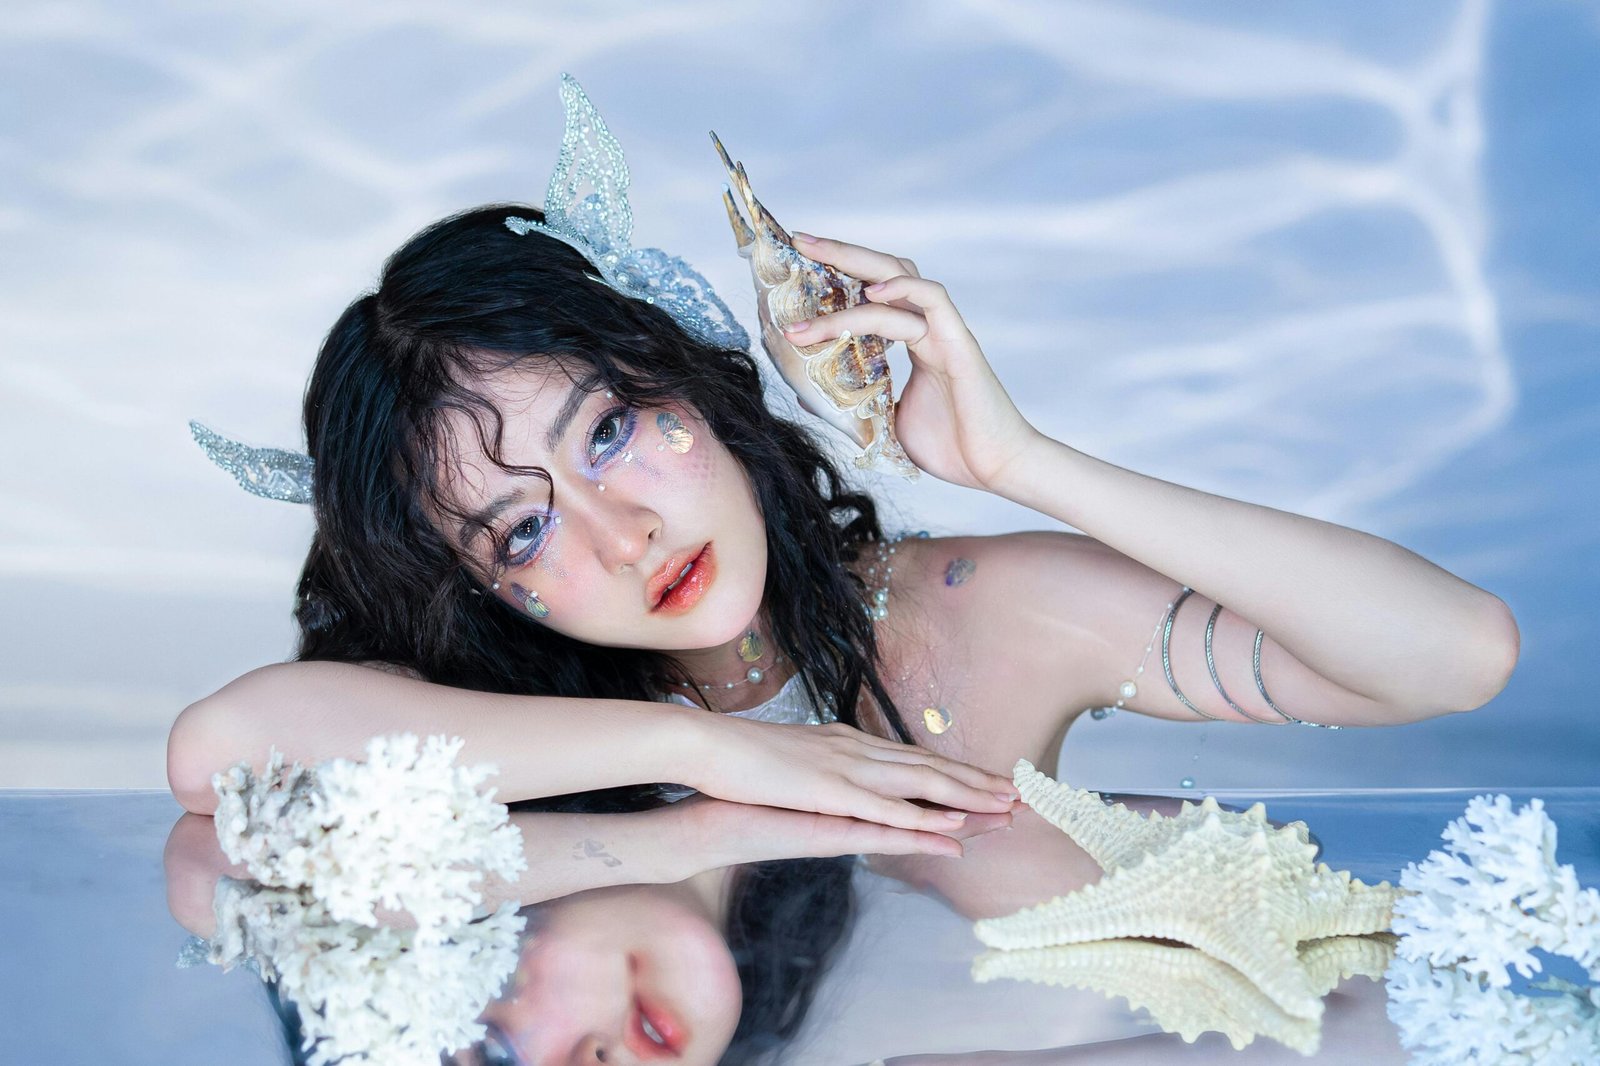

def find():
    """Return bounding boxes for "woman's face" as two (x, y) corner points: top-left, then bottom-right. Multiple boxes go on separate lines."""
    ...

(439, 365), (768, 652)
(469, 883), (743, 1065)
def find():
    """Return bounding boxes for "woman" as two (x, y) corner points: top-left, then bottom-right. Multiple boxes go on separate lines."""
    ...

(165, 197), (1518, 821)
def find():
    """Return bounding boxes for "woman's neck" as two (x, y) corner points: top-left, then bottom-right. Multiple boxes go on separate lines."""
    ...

(666, 616), (795, 714)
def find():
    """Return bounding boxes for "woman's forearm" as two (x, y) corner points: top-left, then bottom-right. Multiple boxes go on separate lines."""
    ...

(993, 434), (1519, 714)
(477, 807), (703, 910)
(167, 660), (704, 814)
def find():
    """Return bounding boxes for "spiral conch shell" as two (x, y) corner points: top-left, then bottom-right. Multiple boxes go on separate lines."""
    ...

(710, 132), (918, 479)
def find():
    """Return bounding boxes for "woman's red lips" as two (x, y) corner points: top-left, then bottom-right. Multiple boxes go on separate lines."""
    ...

(625, 993), (686, 1058)
(649, 544), (714, 614)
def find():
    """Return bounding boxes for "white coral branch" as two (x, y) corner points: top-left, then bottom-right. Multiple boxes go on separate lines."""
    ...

(1385, 956), (1600, 1066)
(1386, 794), (1600, 1065)
(212, 734), (526, 944)
(1393, 794), (1600, 987)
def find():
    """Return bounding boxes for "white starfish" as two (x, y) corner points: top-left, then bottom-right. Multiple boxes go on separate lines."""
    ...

(973, 761), (1402, 1020)
(974, 934), (1395, 1055)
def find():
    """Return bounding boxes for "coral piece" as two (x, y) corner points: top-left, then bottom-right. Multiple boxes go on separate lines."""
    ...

(975, 761), (1401, 1020)
(212, 734), (525, 944)
(1385, 793), (1600, 1065)
(1393, 793), (1600, 987)
(710, 131), (918, 479)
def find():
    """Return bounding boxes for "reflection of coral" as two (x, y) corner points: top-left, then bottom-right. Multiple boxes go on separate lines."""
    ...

(1386, 794), (1600, 1065)
(975, 934), (1394, 1055)
(1386, 958), (1600, 1066)
(212, 734), (526, 942)
(975, 760), (1399, 1020)
(208, 878), (523, 1066)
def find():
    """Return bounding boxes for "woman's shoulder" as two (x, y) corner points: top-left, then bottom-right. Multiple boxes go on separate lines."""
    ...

(881, 529), (1125, 672)
(884, 529), (1108, 604)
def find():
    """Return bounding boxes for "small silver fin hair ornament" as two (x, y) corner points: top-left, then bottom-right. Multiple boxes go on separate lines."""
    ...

(188, 420), (313, 504)
(504, 74), (750, 353)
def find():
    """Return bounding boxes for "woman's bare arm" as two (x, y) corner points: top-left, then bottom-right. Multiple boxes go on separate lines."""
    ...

(985, 443), (1519, 721)
(775, 234), (1518, 724)
(165, 660), (706, 815)
(166, 660), (1020, 826)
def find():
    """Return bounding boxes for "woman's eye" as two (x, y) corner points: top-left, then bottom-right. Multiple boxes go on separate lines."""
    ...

(588, 407), (636, 463)
(478, 1024), (522, 1066)
(505, 514), (546, 561)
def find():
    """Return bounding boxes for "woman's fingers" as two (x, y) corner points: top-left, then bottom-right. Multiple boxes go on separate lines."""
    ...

(837, 735), (1018, 800)
(783, 303), (928, 348)
(854, 791), (985, 836)
(858, 760), (1016, 815)
(840, 732), (1018, 799)
(791, 232), (919, 282)
(803, 814), (965, 859)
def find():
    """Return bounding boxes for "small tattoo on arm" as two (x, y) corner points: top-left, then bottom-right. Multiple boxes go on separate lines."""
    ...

(572, 838), (623, 867)
(944, 558), (976, 587)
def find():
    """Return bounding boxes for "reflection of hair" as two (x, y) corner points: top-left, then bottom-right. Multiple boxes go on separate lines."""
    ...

(723, 857), (856, 1065)
(293, 203), (910, 747)
(264, 978), (457, 1065)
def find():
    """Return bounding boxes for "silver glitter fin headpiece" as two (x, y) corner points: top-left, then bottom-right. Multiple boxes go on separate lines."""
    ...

(190, 74), (745, 503)
(189, 420), (313, 504)
(504, 74), (750, 352)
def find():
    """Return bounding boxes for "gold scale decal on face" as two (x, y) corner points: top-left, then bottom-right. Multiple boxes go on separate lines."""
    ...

(923, 706), (954, 734)
(656, 412), (694, 454)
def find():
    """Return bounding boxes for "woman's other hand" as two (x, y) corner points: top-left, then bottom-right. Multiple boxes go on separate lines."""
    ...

(781, 233), (1038, 491)
(678, 714), (1020, 836)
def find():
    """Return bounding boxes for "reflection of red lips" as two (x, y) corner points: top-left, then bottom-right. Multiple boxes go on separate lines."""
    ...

(625, 992), (686, 1058)
(649, 544), (714, 615)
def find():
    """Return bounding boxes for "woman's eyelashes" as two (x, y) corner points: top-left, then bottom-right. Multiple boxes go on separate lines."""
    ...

(498, 406), (636, 568)
(587, 405), (637, 465)
(503, 512), (550, 566)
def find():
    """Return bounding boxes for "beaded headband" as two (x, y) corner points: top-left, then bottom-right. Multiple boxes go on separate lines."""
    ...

(191, 74), (747, 502)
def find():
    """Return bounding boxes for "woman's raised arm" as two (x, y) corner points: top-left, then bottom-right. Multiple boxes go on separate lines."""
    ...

(165, 660), (1020, 826)
(783, 234), (1519, 724)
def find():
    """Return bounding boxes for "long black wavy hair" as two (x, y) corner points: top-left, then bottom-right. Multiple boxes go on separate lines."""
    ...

(288, 204), (897, 1063)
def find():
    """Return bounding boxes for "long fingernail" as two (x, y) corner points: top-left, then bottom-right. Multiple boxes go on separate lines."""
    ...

(944, 810), (968, 821)
(784, 320), (810, 332)
(995, 792), (1017, 803)
(793, 231), (817, 243)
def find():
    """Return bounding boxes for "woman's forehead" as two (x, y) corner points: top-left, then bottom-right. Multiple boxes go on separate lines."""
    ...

(442, 364), (592, 464)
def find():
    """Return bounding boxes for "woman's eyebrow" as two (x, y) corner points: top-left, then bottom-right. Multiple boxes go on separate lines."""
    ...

(457, 488), (529, 549)
(544, 382), (592, 451)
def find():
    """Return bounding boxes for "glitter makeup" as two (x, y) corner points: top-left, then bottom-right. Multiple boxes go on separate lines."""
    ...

(944, 558), (976, 587)
(656, 411), (694, 453)
(509, 582), (550, 620)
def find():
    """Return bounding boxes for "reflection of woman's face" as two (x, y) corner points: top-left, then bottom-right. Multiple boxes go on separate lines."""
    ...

(441, 365), (768, 653)
(474, 881), (742, 1065)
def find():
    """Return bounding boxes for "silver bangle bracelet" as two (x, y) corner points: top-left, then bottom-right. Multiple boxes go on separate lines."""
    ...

(1161, 588), (1224, 721)
(1203, 603), (1277, 724)
(1252, 628), (1342, 730)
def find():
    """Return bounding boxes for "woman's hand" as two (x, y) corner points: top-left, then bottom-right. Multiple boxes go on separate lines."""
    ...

(677, 713), (1020, 837)
(781, 233), (1038, 491)
(676, 794), (1014, 864)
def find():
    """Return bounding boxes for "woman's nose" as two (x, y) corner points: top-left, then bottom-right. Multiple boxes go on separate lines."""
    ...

(589, 494), (660, 574)
(572, 1035), (620, 1064)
